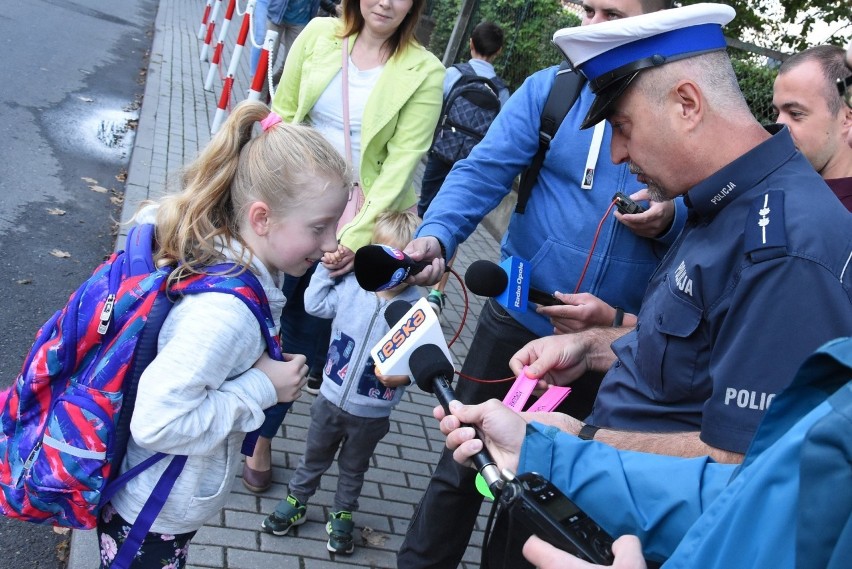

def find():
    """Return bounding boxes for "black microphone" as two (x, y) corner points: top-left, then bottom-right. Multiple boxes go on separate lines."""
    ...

(407, 343), (503, 493)
(354, 244), (430, 292)
(464, 259), (564, 311)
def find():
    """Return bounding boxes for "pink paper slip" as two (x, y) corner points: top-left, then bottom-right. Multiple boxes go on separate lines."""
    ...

(526, 386), (571, 412)
(502, 367), (538, 411)
(502, 366), (571, 412)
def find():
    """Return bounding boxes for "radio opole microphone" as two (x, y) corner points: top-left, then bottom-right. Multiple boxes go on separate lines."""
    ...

(354, 244), (430, 292)
(464, 258), (563, 312)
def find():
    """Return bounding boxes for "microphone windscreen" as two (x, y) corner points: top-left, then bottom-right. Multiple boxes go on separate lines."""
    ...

(464, 260), (509, 298)
(409, 344), (454, 394)
(354, 245), (406, 291)
(384, 299), (412, 327)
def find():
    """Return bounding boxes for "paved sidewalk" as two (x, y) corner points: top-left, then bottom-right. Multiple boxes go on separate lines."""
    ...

(69, 0), (502, 567)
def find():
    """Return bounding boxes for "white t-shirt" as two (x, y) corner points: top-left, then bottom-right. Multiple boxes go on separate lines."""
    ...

(309, 59), (384, 181)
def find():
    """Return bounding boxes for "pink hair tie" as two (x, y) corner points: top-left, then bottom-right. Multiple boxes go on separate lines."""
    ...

(260, 112), (282, 131)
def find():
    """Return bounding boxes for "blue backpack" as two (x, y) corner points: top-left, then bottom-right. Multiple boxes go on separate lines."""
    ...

(0, 223), (281, 568)
(430, 62), (507, 165)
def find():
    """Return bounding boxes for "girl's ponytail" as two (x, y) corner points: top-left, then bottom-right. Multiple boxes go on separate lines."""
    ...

(155, 101), (270, 271)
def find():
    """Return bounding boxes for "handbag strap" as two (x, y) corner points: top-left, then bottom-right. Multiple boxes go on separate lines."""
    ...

(341, 36), (352, 163)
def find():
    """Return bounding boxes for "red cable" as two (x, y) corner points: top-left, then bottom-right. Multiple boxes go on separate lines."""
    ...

(572, 200), (617, 294)
(449, 199), (620, 385)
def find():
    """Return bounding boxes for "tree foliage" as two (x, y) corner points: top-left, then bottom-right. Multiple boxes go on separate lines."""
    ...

(677, 0), (851, 52)
(425, 0), (580, 91)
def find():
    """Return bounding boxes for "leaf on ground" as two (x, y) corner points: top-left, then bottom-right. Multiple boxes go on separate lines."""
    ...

(50, 249), (71, 259)
(16, 279), (32, 285)
(47, 208), (66, 215)
(81, 176), (98, 184)
(53, 527), (70, 535)
(110, 196), (124, 205)
(89, 185), (109, 193)
(78, 96), (94, 103)
(115, 169), (128, 182)
(360, 527), (388, 547)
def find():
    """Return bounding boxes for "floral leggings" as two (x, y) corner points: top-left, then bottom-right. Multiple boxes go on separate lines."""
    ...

(96, 504), (196, 568)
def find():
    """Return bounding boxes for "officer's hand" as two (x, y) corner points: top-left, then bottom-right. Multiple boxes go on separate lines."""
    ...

(509, 335), (590, 388)
(403, 236), (445, 285)
(614, 189), (674, 238)
(523, 535), (646, 569)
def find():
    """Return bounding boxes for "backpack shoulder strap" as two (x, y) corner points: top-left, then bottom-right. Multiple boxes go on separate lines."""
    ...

(124, 224), (158, 277)
(491, 74), (508, 95)
(453, 61), (475, 77)
(171, 265), (281, 359)
(515, 62), (586, 214)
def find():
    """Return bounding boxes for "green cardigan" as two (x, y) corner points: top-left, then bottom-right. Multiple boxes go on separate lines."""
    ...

(272, 17), (445, 251)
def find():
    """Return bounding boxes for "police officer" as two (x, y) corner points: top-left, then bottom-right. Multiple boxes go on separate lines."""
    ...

(511, 4), (852, 463)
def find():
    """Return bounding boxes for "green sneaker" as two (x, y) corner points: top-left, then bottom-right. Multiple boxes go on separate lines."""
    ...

(427, 289), (445, 317)
(326, 510), (355, 554)
(261, 494), (307, 536)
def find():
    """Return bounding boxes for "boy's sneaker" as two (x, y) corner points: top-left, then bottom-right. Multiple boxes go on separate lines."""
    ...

(427, 289), (446, 318)
(304, 372), (322, 395)
(326, 510), (355, 554)
(261, 494), (307, 536)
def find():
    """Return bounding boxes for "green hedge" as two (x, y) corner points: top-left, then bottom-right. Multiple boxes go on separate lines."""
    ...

(731, 56), (778, 126)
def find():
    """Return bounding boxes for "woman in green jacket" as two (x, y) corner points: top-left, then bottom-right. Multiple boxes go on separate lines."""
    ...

(242, 0), (444, 492)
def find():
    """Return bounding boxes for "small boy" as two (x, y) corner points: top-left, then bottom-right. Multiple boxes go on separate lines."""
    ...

(260, 210), (422, 554)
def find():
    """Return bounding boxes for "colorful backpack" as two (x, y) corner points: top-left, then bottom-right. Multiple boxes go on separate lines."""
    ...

(0, 223), (281, 567)
(430, 62), (507, 166)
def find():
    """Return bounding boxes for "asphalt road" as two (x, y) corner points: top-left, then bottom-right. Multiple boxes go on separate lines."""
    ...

(0, 0), (157, 566)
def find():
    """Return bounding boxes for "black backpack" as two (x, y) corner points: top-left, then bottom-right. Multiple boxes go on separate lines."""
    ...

(430, 62), (507, 165)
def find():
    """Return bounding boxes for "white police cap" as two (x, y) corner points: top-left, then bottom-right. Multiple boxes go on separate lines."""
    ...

(552, 3), (736, 129)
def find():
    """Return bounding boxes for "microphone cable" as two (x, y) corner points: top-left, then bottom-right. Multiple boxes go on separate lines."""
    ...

(460, 195), (616, 383)
(572, 199), (618, 294)
(445, 266), (469, 349)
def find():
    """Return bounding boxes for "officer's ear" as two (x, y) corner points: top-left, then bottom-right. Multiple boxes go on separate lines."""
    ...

(671, 79), (703, 131)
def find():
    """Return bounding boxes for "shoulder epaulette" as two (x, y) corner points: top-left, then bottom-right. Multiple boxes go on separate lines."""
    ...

(744, 189), (788, 262)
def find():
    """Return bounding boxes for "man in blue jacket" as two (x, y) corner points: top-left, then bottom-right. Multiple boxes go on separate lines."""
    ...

(399, 1), (683, 567)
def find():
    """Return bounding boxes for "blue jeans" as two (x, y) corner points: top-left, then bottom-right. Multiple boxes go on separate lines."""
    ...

(417, 154), (452, 218)
(249, 0), (269, 76)
(259, 263), (332, 439)
(396, 299), (603, 568)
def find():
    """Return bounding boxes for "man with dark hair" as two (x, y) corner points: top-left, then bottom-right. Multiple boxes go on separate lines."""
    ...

(398, 1), (685, 567)
(418, 20), (510, 315)
(773, 44), (852, 211)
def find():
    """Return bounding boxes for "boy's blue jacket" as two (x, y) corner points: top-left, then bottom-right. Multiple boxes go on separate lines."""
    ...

(416, 65), (686, 337)
(519, 337), (852, 568)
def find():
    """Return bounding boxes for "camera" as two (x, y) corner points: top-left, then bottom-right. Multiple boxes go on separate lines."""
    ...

(499, 471), (615, 564)
(612, 191), (647, 215)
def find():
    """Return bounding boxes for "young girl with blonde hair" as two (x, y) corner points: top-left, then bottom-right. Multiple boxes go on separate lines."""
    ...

(243, 0), (446, 491)
(96, 100), (350, 569)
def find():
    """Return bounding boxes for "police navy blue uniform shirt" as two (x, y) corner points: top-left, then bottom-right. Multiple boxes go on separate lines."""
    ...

(588, 125), (852, 453)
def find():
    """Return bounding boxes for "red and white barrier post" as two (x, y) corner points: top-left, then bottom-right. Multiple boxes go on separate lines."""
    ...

(246, 29), (278, 102)
(211, 75), (235, 135)
(198, 0), (213, 40)
(220, 0), (256, 87)
(204, 0), (238, 91)
(200, 0), (224, 62)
